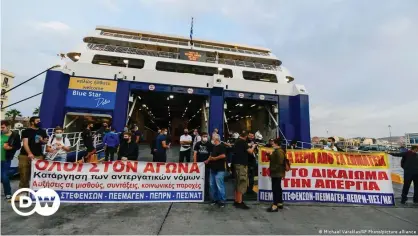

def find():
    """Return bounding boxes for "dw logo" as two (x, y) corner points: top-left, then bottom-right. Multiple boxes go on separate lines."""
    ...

(11, 188), (61, 216)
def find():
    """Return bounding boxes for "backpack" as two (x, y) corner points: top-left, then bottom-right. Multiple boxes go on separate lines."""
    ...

(279, 149), (291, 172)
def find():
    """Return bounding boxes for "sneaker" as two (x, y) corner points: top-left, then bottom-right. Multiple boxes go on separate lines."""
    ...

(233, 201), (239, 207)
(210, 201), (218, 206)
(236, 202), (250, 210)
(277, 203), (284, 209)
(218, 202), (226, 208)
(400, 201), (407, 205)
(266, 207), (278, 212)
(5, 195), (11, 200)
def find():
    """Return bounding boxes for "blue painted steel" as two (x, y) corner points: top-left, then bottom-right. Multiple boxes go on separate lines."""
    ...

(224, 91), (252, 100)
(278, 95), (311, 146)
(209, 87), (224, 139)
(130, 82), (171, 92)
(171, 86), (210, 96)
(296, 94), (311, 147)
(113, 81), (131, 132)
(40, 71), (70, 128)
(66, 89), (116, 110)
(278, 95), (295, 141)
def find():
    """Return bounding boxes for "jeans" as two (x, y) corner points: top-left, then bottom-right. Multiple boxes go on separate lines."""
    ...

(1, 160), (12, 196)
(271, 177), (283, 205)
(402, 172), (418, 203)
(179, 149), (191, 162)
(209, 169), (226, 203)
(105, 147), (117, 161)
(53, 154), (67, 162)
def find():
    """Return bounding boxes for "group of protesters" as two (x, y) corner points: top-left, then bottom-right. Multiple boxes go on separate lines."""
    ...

(1, 116), (417, 208)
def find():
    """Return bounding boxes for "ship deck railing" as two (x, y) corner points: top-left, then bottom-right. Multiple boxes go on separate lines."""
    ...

(87, 43), (278, 71)
(100, 31), (270, 56)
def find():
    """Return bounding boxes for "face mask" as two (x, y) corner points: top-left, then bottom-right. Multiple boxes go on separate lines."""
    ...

(55, 133), (63, 138)
(184, 131), (188, 134)
(34, 122), (42, 128)
(327, 142), (331, 147)
(124, 137), (129, 140)
(202, 137), (208, 142)
(163, 132), (168, 135)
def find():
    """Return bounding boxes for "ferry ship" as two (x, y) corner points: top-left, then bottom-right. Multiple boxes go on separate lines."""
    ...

(39, 26), (311, 156)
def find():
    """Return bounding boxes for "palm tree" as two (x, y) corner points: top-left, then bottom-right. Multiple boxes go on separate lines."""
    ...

(33, 106), (40, 115)
(5, 109), (22, 123)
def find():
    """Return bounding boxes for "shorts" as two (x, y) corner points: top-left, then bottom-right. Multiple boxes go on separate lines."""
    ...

(234, 164), (248, 193)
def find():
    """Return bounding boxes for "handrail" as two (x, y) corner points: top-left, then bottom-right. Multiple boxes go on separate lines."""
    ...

(100, 31), (270, 56)
(87, 43), (277, 71)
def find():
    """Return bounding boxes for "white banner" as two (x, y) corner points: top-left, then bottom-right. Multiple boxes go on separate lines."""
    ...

(30, 160), (205, 203)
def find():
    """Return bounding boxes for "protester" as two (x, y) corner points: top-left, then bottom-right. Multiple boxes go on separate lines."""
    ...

(211, 128), (219, 144)
(118, 132), (138, 161)
(390, 145), (418, 204)
(206, 134), (227, 207)
(120, 126), (129, 143)
(179, 128), (192, 162)
(246, 131), (257, 195)
(232, 131), (255, 210)
(97, 122), (109, 137)
(103, 127), (120, 161)
(225, 131), (237, 179)
(151, 130), (161, 162)
(18, 116), (48, 193)
(324, 137), (338, 151)
(1, 120), (21, 200)
(265, 138), (274, 148)
(288, 140), (299, 149)
(192, 129), (201, 154)
(155, 128), (169, 162)
(193, 132), (212, 201)
(46, 126), (71, 162)
(131, 125), (142, 144)
(266, 138), (286, 211)
(82, 123), (95, 162)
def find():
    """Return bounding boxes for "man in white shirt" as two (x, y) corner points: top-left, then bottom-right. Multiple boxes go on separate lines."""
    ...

(323, 137), (338, 152)
(46, 127), (71, 162)
(192, 129), (201, 152)
(179, 128), (193, 162)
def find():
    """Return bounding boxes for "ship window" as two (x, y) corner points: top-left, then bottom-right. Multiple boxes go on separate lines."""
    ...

(156, 61), (233, 78)
(92, 55), (144, 69)
(242, 71), (277, 83)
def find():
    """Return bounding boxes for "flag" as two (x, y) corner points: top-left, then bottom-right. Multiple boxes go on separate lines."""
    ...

(190, 17), (194, 46)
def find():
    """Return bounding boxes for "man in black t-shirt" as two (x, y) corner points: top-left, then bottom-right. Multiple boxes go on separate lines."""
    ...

(206, 134), (226, 208)
(246, 131), (257, 195)
(232, 131), (256, 209)
(81, 123), (95, 162)
(18, 116), (48, 191)
(193, 132), (212, 201)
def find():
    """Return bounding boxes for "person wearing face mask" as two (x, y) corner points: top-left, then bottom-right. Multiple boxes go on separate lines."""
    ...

(193, 132), (212, 201)
(155, 128), (169, 162)
(266, 138), (286, 212)
(46, 126), (71, 162)
(390, 145), (418, 205)
(206, 134), (227, 208)
(1, 120), (21, 200)
(18, 116), (48, 194)
(103, 127), (120, 162)
(120, 126), (129, 144)
(82, 122), (96, 162)
(179, 128), (192, 163)
(118, 132), (139, 161)
(323, 137), (338, 151)
(151, 129), (161, 161)
(192, 129), (201, 155)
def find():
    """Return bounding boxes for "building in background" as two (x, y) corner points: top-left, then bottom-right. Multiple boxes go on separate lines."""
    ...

(405, 133), (418, 148)
(1, 70), (15, 119)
